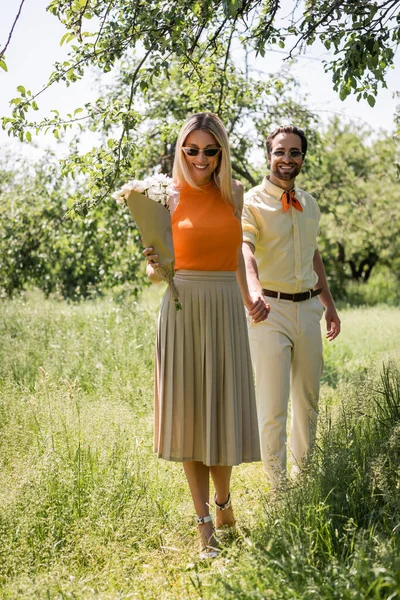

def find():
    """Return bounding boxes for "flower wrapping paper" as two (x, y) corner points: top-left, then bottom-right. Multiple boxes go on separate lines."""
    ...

(113, 177), (182, 309)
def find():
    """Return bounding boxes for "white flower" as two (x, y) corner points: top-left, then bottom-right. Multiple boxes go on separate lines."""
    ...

(112, 179), (147, 205)
(113, 174), (176, 208)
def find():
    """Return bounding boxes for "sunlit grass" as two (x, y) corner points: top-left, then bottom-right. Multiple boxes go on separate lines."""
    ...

(0, 291), (399, 598)
(321, 304), (400, 383)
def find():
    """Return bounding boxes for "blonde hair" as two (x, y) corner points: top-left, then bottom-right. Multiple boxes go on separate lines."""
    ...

(172, 112), (233, 205)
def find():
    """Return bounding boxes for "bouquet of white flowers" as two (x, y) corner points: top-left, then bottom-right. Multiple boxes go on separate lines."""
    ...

(112, 174), (182, 310)
(112, 173), (176, 209)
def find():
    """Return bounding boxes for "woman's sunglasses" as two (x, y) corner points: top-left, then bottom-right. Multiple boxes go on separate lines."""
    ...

(182, 147), (222, 157)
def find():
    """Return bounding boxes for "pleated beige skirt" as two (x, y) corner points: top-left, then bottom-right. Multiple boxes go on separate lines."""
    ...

(154, 270), (261, 466)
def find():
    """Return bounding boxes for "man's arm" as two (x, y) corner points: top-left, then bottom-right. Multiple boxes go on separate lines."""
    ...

(237, 246), (269, 323)
(233, 182), (269, 323)
(242, 241), (270, 322)
(313, 249), (341, 341)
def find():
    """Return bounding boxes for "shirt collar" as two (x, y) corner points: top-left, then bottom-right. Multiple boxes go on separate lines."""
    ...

(261, 176), (297, 201)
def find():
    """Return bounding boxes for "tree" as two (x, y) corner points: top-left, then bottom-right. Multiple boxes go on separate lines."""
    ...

(62, 50), (319, 214)
(0, 60), (318, 298)
(1, 55), (321, 299)
(2, 1), (399, 102)
(300, 118), (400, 296)
(1, 1), (399, 207)
(0, 152), (145, 299)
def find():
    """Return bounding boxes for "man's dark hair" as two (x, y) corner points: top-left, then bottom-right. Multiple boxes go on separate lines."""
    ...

(266, 125), (308, 157)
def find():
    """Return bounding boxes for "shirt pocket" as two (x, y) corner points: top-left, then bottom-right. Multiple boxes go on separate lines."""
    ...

(305, 218), (319, 248)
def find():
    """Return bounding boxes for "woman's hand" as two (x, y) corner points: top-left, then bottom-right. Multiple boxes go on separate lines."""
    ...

(246, 294), (270, 323)
(143, 246), (159, 268)
(143, 246), (162, 282)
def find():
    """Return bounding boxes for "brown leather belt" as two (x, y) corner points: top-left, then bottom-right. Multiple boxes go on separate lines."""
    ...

(262, 288), (323, 302)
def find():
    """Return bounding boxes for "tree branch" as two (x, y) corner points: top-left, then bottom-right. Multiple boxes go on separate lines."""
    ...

(231, 158), (258, 186)
(285, 0), (347, 60)
(93, 0), (116, 53)
(217, 22), (236, 114)
(0, 0), (26, 59)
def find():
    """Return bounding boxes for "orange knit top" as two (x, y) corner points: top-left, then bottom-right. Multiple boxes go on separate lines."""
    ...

(172, 181), (241, 271)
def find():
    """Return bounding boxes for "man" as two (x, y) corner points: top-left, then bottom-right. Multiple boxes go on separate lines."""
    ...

(242, 125), (341, 484)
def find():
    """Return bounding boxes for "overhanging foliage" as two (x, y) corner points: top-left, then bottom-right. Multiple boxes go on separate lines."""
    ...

(1, 0), (399, 209)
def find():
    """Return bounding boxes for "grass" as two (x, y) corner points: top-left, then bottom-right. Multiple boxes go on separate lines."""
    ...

(321, 304), (400, 388)
(0, 289), (399, 598)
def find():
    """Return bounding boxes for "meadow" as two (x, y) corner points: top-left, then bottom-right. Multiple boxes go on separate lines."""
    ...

(0, 289), (399, 599)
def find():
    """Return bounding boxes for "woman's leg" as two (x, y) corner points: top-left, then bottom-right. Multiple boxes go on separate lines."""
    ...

(183, 461), (215, 549)
(210, 465), (235, 528)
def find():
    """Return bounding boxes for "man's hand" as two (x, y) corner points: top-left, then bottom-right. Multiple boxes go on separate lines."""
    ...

(325, 306), (341, 341)
(241, 241), (270, 323)
(247, 294), (270, 323)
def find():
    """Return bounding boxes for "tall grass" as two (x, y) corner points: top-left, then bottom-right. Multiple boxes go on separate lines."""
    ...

(0, 291), (399, 598)
(211, 365), (400, 599)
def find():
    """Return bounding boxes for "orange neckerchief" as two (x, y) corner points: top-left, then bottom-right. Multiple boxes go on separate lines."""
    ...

(281, 189), (303, 213)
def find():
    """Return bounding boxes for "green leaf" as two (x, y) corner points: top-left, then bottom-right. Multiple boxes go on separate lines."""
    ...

(0, 59), (8, 72)
(367, 95), (376, 107)
(17, 85), (26, 97)
(26, 131), (32, 142)
(60, 32), (71, 46)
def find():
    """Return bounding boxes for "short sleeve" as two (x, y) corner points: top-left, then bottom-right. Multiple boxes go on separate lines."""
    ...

(242, 195), (259, 247)
(232, 180), (244, 220)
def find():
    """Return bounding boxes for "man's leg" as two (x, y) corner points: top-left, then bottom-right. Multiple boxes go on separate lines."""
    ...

(290, 297), (324, 477)
(248, 300), (295, 483)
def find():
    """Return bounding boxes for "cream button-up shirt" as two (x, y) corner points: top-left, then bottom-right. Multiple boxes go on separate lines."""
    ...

(242, 177), (320, 294)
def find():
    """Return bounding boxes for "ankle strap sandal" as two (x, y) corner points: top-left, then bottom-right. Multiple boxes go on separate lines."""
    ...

(214, 493), (236, 532)
(195, 514), (219, 559)
(214, 492), (231, 511)
(195, 514), (213, 525)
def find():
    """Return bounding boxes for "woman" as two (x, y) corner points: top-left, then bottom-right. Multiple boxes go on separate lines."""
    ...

(144, 113), (268, 558)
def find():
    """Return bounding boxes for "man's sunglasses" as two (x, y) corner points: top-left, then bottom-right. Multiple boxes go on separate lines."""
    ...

(271, 150), (304, 159)
(182, 147), (222, 157)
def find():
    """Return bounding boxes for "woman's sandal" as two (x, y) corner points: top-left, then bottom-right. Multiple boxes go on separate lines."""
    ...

(195, 514), (219, 559)
(214, 492), (236, 532)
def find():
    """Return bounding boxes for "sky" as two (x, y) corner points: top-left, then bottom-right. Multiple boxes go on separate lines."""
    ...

(1, 0), (399, 161)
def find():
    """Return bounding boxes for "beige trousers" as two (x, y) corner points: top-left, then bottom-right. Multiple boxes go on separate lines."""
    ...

(248, 295), (324, 482)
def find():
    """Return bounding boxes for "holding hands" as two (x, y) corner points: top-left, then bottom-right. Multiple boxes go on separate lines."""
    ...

(247, 293), (270, 324)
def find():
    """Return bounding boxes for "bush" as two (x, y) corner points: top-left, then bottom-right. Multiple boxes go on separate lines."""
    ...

(342, 268), (400, 307)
